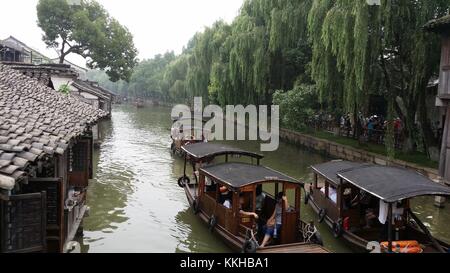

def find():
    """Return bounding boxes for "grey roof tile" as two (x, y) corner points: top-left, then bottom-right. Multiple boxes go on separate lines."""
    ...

(0, 63), (108, 189)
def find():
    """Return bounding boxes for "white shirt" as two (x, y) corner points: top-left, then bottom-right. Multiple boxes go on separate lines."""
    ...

(379, 201), (405, 225)
(205, 176), (212, 186)
(329, 187), (337, 204)
(379, 200), (389, 224)
(321, 187), (337, 204)
(223, 200), (231, 209)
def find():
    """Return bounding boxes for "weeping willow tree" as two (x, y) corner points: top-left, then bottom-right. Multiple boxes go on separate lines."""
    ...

(86, 0), (448, 159)
(209, 0), (313, 106)
(90, 0), (313, 106)
(164, 54), (189, 103)
(309, 0), (449, 155)
(377, 0), (449, 154)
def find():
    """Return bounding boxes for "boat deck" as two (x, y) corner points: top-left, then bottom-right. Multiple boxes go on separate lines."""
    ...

(256, 243), (330, 254)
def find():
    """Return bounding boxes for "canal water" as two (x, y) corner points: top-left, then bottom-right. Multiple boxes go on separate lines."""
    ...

(80, 105), (450, 253)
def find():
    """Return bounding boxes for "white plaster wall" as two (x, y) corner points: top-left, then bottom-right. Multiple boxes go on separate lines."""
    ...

(51, 76), (74, 91)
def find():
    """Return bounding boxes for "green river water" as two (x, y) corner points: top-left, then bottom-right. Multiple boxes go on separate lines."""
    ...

(79, 105), (450, 253)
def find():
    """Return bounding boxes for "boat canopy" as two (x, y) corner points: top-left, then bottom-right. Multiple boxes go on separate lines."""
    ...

(200, 162), (301, 190)
(182, 143), (264, 161)
(311, 160), (366, 185)
(337, 165), (450, 203)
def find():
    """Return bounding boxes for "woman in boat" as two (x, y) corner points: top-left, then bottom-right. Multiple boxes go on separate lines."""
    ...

(239, 193), (259, 220)
(220, 186), (232, 209)
(260, 192), (289, 248)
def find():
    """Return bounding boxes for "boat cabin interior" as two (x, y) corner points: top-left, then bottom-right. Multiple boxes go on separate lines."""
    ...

(198, 162), (305, 247)
(310, 161), (450, 253)
(178, 143), (326, 252)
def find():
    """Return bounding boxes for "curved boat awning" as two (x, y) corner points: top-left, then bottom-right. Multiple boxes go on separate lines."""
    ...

(337, 165), (450, 203)
(182, 143), (264, 161)
(200, 162), (302, 190)
(311, 160), (366, 185)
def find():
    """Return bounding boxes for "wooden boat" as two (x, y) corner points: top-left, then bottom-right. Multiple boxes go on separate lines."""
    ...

(307, 160), (450, 253)
(170, 117), (210, 157)
(177, 143), (329, 253)
(134, 99), (144, 108)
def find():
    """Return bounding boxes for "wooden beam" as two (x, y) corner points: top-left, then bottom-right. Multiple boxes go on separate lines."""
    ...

(28, 178), (62, 183)
(387, 203), (393, 252)
(439, 107), (450, 180)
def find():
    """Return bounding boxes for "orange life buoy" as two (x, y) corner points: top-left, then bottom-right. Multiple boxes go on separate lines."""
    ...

(399, 247), (423, 254)
(381, 241), (419, 248)
(380, 241), (423, 253)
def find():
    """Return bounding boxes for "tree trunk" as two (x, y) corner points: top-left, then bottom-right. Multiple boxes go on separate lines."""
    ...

(59, 41), (66, 64)
(418, 90), (439, 158)
(401, 106), (416, 154)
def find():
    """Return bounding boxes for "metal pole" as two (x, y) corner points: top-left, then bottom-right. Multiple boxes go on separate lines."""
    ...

(438, 107), (449, 178)
(387, 203), (393, 253)
(183, 155), (187, 176)
(193, 162), (198, 184)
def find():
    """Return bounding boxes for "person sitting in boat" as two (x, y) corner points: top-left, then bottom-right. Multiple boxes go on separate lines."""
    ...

(260, 192), (288, 248)
(255, 185), (266, 214)
(255, 185), (267, 234)
(320, 185), (337, 204)
(239, 194), (259, 220)
(352, 190), (377, 228)
(220, 186), (232, 209)
(205, 177), (217, 193)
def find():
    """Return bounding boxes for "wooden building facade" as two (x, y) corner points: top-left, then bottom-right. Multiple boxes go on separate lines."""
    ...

(71, 80), (115, 145)
(0, 64), (107, 253)
(425, 15), (450, 186)
(0, 36), (51, 65)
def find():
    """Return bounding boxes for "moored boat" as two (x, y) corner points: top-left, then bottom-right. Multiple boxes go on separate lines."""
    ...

(134, 99), (145, 108)
(170, 117), (210, 157)
(307, 160), (450, 253)
(177, 143), (330, 253)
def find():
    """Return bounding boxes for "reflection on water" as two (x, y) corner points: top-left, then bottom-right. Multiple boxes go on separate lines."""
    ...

(81, 105), (450, 253)
(412, 197), (450, 242)
(174, 209), (229, 253)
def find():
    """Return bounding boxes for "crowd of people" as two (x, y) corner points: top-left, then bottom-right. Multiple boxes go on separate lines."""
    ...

(339, 114), (404, 147)
(307, 112), (405, 148)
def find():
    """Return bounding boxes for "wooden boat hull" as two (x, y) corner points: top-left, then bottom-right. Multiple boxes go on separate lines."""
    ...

(308, 195), (450, 253)
(184, 184), (329, 253)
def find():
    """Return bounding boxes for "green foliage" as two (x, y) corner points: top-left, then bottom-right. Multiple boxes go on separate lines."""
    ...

(37, 0), (138, 82)
(308, 0), (449, 154)
(58, 83), (71, 95)
(273, 84), (319, 131)
(85, 0), (448, 159)
(88, 0), (313, 105)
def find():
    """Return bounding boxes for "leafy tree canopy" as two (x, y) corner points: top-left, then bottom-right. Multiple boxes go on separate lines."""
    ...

(37, 0), (138, 82)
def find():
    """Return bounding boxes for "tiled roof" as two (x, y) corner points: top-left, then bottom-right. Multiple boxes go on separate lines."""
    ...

(424, 14), (450, 34)
(0, 64), (108, 190)
(72, 79), (111, 100)
(1, 62), (79, 86)
(87, 81), (117, 97)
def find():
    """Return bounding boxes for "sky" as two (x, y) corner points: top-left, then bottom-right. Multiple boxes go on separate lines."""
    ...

(0, 0), (244, 67)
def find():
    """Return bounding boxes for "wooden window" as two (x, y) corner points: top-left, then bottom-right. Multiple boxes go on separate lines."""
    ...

(68, 140), (91, 188)
(22, 178), (63, 253)
(71, 142), (88, 172)
(1, 192), (47, 253)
